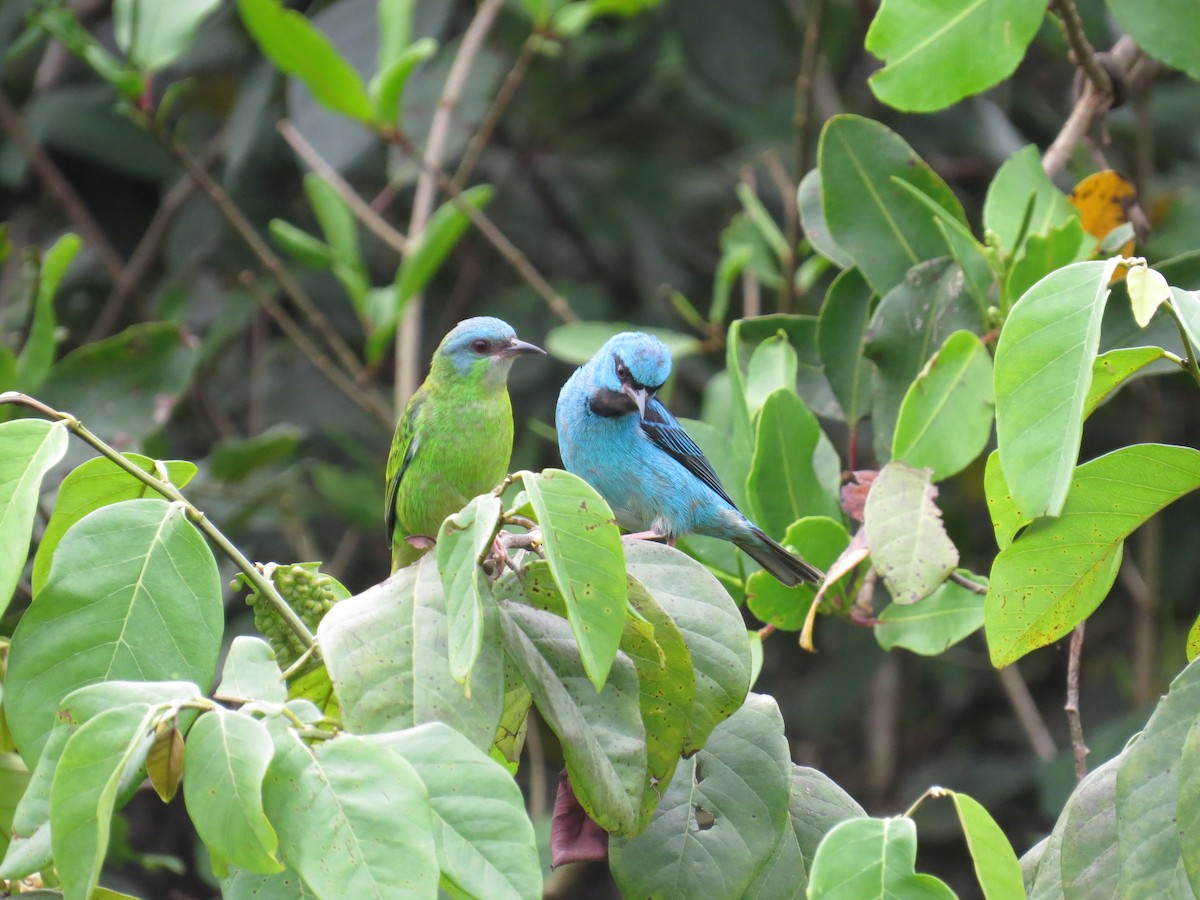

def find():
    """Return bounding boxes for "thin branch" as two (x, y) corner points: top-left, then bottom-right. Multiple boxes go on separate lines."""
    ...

(1050, 0), (1111, 96)
(761, 151), (798, 314)
(1065, 622), (1089, 780)
(1043, 36), (1144, 178)
(452, 32), (540, 190)
(0, 391), (315, 650)
(89, 138), (219, 341)
(140, 113), (370, 386)
(388, 127), (579, 326)
(397, 0), (506, 411)
(997, 665), (1057, 761)
(793, 0), (827, 177)
(949, 570), (988, 595)
(739, 165), (761, 318)
(277, 119), (409, 256)
(239, 272), (392, 426)
(0, 90), (126, 281)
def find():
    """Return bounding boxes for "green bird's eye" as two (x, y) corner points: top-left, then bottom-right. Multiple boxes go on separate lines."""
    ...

(471, 339), (490, 353)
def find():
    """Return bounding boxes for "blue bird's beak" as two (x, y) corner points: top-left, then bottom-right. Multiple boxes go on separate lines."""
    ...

(622, 384), (649, 419)
(497, 337), (546, 357)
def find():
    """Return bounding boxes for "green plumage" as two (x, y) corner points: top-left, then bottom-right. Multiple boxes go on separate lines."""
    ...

(385, 317), (543, 571)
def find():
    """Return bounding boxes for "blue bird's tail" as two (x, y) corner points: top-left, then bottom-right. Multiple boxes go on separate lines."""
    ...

(736, 529), (825, 587)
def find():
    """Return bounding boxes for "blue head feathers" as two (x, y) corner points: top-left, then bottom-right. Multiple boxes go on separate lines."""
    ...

(582, 332), (672, 418)
(434, 317), (545, 376)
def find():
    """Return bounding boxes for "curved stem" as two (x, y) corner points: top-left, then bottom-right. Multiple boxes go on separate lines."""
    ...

(0, 392), (316, 650)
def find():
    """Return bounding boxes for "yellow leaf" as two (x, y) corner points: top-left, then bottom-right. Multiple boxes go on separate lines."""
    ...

(1126, 264), (1171, 327)
(1069, 171), (1137, 280)
(146, 720), (185, 803)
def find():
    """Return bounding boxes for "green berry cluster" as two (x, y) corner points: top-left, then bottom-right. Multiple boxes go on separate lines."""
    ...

(240, 563), (343, 670)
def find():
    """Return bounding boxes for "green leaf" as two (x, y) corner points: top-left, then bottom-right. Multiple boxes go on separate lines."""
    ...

(0, 419), (68, 617)
(183, 707), (281, 874)
(864, 461), (958, 604)
(1170, 287), (1200, 358)
(808, 816), (956, 899)
(437, 494), (502, 685)
(744, 332), (798, 416)
(15, 233), (80, 392)
(376, 0), (415, 70)
(221, 867), (317, 898)
(0, 754), (29, 864)
(51, 703), (162, 900)
(934, 219), (995, 321)
(268, 219), (334, 269)
(817, 267), (876, 425)
(875, 572), (986, 655)
(1004, 217), (1092, 307)
(319, 558), (504, 749)
(865, 0), (1045, 111)
(736, 183), (788, 262)
(40, 322), (199, 448)
(395, 185), (493, 306)
(31, 8), (144, 98)
(747, 389), (842, 537)
(949, 791), (1025, 899)
(744, 765), (867, 898)
(263, 727), (439, 896)
(993, 258), (1122, 518)
(798, 169), (853, 269)
(236, 0), (373, 122)
(368, 37), (437, 127)
(1180, 715), (1200, 893)
(745, 515), (849, 628)
(0, 681), (199, 880)
(369, 723), (542, 900)
(215, 636), (287, 705)
(303, 173), (368, 304)
(1115, 658), (1200, 896)
(113, 0), (222, 72)
(983, 145), (1079, 255)
(545, 321), (702, 366)
(746, 517), (850, 631)
(209, 425), (303, 482)
(623, 540), (751, 752)
(983, 450), (1029, 551)
(1106, 0), (1200, 80)
(1059, 757), (1120, 897)
(985, 443), (1200, 667)
(517, 469), (627, 690)
(610, 694), (792, 898)
(892, 330), (994, 481)
(496, 588), (645, 835)
(818, 115), (967, 296)
(6, 499), (223, 763)
(864, 258), (982, 460)
(1084, 346), (1167, 419)
(491, 656), (532, 770)
(32, 453), (197, 595)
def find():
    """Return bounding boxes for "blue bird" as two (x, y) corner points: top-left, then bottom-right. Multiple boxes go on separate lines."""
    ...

(556, 332), (824, 587)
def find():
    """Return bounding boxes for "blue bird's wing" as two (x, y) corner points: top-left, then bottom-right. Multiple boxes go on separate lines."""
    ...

(640, 398), (737, 509)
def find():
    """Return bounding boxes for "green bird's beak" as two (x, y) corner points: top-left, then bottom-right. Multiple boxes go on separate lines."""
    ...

(497, 338), (546, 357)
(622, 383), (649, 419)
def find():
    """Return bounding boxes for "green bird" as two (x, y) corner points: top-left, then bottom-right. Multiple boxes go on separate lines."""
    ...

(386, 316), (545, 570)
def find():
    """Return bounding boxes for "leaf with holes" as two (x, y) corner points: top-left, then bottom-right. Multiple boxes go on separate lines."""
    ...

(610, 694), (792, 898)
(864, 461), (958, 604)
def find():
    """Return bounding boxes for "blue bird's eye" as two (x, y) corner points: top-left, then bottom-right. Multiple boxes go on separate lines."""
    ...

(616, 363), (629, 381)
(471, 339), (490, 354)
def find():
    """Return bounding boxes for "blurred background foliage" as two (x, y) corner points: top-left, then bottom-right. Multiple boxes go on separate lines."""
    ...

(1, 0), (1199, 896)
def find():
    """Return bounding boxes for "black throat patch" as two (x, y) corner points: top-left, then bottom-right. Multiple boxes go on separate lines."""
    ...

(589, 388), (636, 418)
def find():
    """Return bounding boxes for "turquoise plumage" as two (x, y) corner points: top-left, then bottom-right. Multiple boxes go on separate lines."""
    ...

(555, 332), (823, 586)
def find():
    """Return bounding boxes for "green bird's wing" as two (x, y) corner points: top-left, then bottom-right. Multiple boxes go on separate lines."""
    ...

(384, 388), (425, 548)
